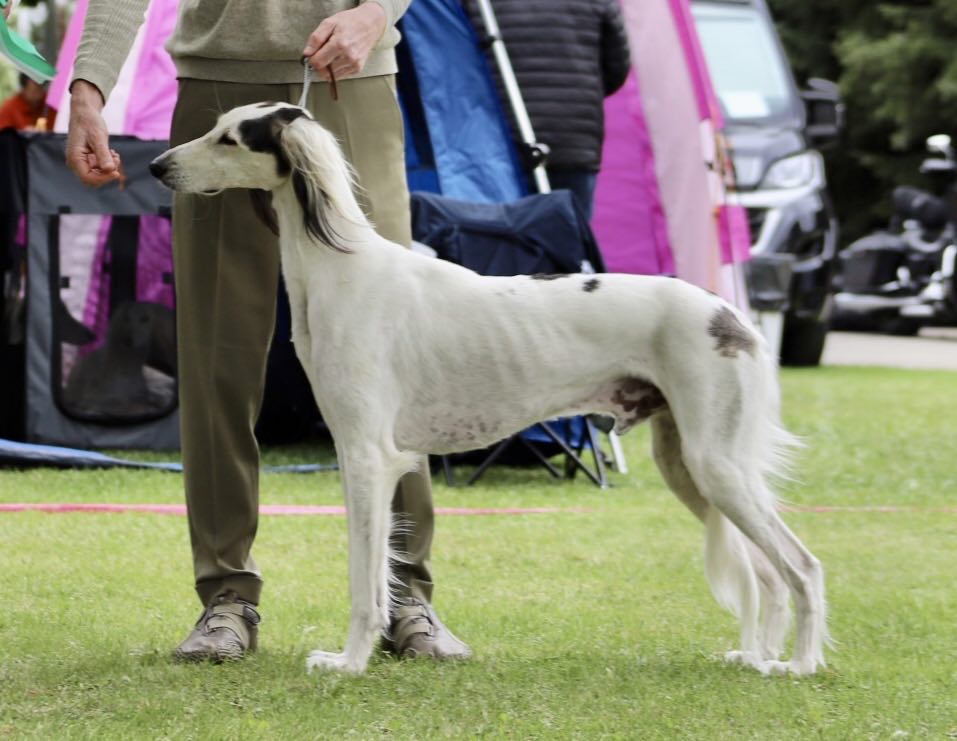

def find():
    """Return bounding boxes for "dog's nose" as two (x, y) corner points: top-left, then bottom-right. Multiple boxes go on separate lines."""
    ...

(148, 158), (168, 180)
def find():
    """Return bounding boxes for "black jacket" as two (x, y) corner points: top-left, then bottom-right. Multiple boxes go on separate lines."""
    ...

(465, 0), (631, 173)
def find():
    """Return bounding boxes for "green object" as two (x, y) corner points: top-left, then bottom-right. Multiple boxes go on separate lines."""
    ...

(0, 0), (57, 83)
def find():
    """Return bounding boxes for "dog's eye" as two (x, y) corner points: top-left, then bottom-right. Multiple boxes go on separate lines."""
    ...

(218, 133), (238, 146)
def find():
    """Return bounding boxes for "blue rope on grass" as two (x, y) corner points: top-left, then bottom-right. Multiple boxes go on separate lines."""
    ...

(0, 438), (338, 473)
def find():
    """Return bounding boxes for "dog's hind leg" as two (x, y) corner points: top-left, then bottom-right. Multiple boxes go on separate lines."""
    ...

(678, 437), (827, 676)
(307, 449), (401, 675)
(650, 413), (762, 665)
(745, 539), (791, 661)
(751, 515), (828, 675)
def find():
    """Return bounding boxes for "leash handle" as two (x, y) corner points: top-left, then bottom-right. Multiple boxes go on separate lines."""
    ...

(299, 57), (338, 107)
(329, 69), (338, 101)
(299, 58), (312, 107)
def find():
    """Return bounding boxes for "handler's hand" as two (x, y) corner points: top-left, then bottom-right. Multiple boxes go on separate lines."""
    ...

(66, 80), (123, 187)
(2, 1), (14, 21)
(303, 3), (386, 82)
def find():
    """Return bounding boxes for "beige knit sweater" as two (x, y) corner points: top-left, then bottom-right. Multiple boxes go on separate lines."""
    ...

(73, 0), (410, 100)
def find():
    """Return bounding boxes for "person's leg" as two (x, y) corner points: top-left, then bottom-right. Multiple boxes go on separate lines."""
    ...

(546, 168), (598, 221)
(170, 79), (284, 659)
(305, 76), (468, 658)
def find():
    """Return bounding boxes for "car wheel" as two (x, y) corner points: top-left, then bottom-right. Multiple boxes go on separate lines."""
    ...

(779, 314), (828, 367)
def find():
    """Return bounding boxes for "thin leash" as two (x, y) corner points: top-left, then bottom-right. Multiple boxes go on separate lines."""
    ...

(299, 58), (338, 107)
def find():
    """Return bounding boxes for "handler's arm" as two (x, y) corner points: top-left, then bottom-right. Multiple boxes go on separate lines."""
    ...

(600, 0), (631, 97)
(66, 0), (150, 186)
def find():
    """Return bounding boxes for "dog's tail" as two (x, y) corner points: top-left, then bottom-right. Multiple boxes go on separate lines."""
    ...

(752, 336), (804, 487)
(703, 504), (759, 623)
(700, 315), (802, 645)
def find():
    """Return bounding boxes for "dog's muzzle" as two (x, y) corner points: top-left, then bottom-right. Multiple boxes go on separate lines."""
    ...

(148, 156), (169, 182)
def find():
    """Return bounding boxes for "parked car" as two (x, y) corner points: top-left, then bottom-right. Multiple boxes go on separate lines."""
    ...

(692, 0), (843, 365)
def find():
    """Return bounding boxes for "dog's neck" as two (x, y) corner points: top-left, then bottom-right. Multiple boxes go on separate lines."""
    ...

(271, 178), (378, 258)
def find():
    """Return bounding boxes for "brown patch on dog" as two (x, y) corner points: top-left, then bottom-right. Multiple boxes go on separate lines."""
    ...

(708, 306), (756, 359)
(582, 278), (600, 293)
(610, 378), (668, 432)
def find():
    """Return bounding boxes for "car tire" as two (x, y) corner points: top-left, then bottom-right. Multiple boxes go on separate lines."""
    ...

(779, 314), (828, 367)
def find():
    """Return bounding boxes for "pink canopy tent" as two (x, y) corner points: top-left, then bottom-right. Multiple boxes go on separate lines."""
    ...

(593, 0), (751, 307)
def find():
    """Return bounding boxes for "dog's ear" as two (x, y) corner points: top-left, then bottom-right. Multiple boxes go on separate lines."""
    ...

(277, 116), (351, 252)
(290, 169), (346, 251)
(249, 189), (279, 236)
(238, 108), (303, 177)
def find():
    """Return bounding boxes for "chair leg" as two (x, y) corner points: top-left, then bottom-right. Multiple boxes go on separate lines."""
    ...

(582, 418), (608, 489)
(537, 421), (605, 488)
(449, 419), (620, 489)
(517, 434), (563, 478)
(441, 455), (455, 486)
(606, 431), (628, 474)
(465, 435), (516, 486)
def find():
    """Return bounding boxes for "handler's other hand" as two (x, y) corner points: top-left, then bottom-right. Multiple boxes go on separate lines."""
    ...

(303, 3), (386, 82)
(66, 80), (122, 187)
(2, 1), (14, 21)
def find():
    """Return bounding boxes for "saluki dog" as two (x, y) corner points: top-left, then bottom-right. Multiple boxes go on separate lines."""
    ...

(150, 102), (829, 677)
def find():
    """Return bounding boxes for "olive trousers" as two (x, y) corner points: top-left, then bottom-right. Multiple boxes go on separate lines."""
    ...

(170, 76), (435, 607)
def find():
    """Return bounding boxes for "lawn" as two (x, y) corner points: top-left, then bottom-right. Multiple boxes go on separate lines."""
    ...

(0, 367), (955, 739)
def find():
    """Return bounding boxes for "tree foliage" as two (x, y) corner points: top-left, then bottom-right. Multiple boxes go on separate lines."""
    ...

(767, 0), (957, 241)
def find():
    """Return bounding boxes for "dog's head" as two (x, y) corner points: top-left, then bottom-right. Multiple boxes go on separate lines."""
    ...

(150, 102), (358, 249)
(150, 102), (312, 193)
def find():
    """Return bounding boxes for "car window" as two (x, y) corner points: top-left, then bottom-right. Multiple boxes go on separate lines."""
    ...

(692, 2), (800, 125)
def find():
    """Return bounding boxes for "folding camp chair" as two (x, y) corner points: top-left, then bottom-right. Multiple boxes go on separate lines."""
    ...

(410, 189), (626, 488)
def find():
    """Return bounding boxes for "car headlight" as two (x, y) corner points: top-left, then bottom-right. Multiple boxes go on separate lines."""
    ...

(760, 151), (824, 189)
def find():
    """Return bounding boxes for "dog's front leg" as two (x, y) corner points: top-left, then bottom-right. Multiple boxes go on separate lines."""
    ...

(307, 455), (397, 675)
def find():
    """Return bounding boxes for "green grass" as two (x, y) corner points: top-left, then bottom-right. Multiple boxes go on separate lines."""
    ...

(1, 367), (956, 739)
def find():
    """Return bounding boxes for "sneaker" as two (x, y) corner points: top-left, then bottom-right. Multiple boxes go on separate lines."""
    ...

(383, 598), (472, 660)
(173, 591), (260, 663)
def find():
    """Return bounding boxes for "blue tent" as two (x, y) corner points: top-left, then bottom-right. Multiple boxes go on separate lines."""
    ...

(397, 0), (526, 202)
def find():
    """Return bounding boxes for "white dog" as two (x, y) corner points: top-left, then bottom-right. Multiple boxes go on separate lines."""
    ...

(150, 102), (829, 677)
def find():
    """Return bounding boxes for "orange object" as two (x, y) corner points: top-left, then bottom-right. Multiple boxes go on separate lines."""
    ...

(0, 91), (57, 130)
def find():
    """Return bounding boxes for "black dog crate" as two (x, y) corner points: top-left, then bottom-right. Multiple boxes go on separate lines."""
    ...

(16, 131), (180, 449)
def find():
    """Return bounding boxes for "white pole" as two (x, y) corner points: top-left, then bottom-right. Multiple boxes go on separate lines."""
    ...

(472, 0), (551, 194)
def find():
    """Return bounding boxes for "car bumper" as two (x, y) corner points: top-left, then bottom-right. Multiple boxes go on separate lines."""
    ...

(738, 184), (838, 320)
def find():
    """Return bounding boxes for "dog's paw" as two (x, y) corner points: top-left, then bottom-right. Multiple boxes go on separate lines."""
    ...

(760, 658), (820, 677)
(726, 653), (820, 677)
(724, 650), (765, 670)
(306, 650), (365, 675)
